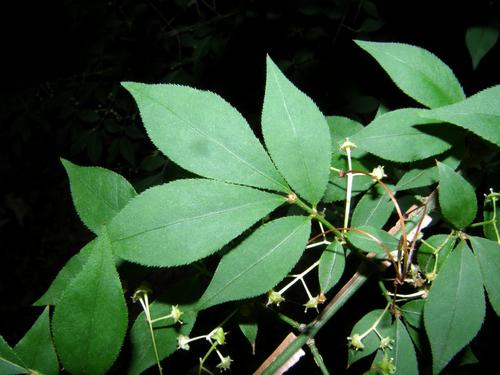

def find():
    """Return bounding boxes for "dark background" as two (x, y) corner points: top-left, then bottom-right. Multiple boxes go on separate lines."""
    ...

(1, 0), (499, 373)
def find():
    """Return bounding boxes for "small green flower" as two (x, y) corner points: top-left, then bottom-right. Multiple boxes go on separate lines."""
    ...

(216, 355), (233, 371)
(347, 333), (365, 351)
(131, 283), (152, 303)
(266, 290), (285, 307)
(340, 138), (357, 151)
(379, 336), (394, 350)
(303, 295), (321, 312)
(210, 327), (226, 345)
(170, 305), (184, 324)
(371, 165), (387, 180)
(378, 352), (396, 375)
(177, 335), (191, 351)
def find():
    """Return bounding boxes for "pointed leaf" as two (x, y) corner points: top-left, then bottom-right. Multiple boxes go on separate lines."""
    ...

(458, 345), (479, 367)
(424, 241), (485, 374)
(348, 309), (392, 365)
(355, 40), (465, 108)
(318, 240), (345, 293)
(122, 82), (288, 192)
(196, 216), (311, 310)
(34, 240), (95, 306)
(351, 184), (394, 228)
(14, 307), (58, 375)
(108, 179), (284, 267)
(52, 230), (128, 375)
(0, 336), (27, 375)
(466, 26), (499, 70)
(420, 85), (500, 147)
(470, 236), (500, 317)
(351, 109), (453, 162)
(128, 303), (197, 375)
(401, 300), (425, 329)
(437, 162), (477, 229)
(61, 159), (137, 234)
(393, 320), (418, 375)
(262, 56), (331, 205)
(405, 323), (426, 354)
(239, 322), (258, 355)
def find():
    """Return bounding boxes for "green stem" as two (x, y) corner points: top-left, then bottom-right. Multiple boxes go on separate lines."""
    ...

(294, 197), (342, 237)
(261, 262), (374, 375)
(343, 147), (354, 235)
(378, 280), (392, 304)
(264, 306), (303, 330)
(307, 338), (330, 375)
(139, 295), (163, 375)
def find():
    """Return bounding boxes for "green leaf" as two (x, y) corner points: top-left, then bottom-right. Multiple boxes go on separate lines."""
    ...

(128, 303), (196, 375)
(348, 309), (392, 365)
(351, 109), (453, 162)
(395, 145), (463, 191)
(108, 179), (284, 267)
(61, 159), (137, 234)
(466, 26), (499, 70)
(262, 56), (331, 205)
(424, 241), (485, 374)
(437, 162), (477, 229)
(351, 184), (394, 228)
(239, 322), (258, 355)
(195, 216), (311, 310)
(34, 240), (95, 306)
(458, 345), (479, 367)
(401, 300), (425, 329)
(318, 240), (345, 293)
(420, 85), (500, 147)
(14, 307), (58, 375)
(405, 324), (425, 354)
(0, 336), (27, 375)
(483, 192), (500, 242)
(52, 229), (128, 375)
(390, 321), (419, 375)
(348, 225), (398, 256)
(417, 234), (456, 275)
(470, 236), (500, 317)
(354, 40), (465, 108)
(121, 82), (288, 192)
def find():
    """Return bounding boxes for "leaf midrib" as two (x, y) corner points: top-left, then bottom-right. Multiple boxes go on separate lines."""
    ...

(199, 220), (307, 308)
(140, 89), (287, 191)
(112, 199), (278, 242)
(270, 68), (316, 202)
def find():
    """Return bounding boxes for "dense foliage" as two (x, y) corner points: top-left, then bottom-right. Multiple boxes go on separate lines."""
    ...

(1, 1), (500, 374)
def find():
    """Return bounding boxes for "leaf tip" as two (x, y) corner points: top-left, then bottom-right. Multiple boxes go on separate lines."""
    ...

(121, 81), (143, 95)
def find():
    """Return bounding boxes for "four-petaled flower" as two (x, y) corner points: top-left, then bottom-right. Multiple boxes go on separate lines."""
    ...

(216, 355), (233, 371)
(347, 333), (365, 350)
(177, 335), (191, 351)
(266, 290), (285, 307)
